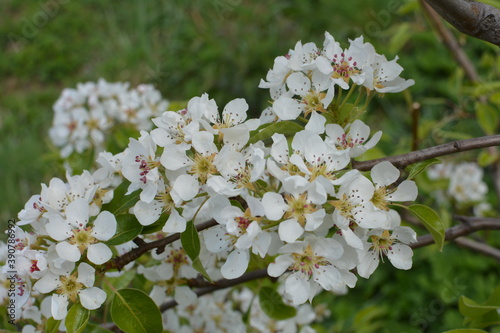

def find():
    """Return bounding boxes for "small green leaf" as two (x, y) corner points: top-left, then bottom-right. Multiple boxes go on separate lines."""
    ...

(45, 317), (61, 333)
(106, 214), (143, 246)
(181, 221), (201, 260)
(181, 221), (211, 281)
(248, 121), (303, 145)
(65, 303), (90, 333)
(141, 215), (167, 235)
(111, 289), (162, 333)
(476, 102), (499, 135)
(258, 287), (297, 320)
(406, 158), (441, 179)
(408, 204), (445, 251)
(103, 269), (137, 299)
(478, 150), (498, 167)
(101, 181), (140, 216)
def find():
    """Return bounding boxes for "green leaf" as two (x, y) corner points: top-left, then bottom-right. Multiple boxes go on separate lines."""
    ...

(45, 317), (61, 333)
(181, 221), (200, 259)
(65, 303), (90, 333)
(85, 323), (114, 333)
(140, 215), (167, 235)
(478, 150), (499, 167)
(103, 269), (137, 299)
(258, 287), (297, 320)
(475, 102), (499, 135)
(408, 204), (445, 251)
(406, 158), (441, 179)
(105, 214), (143, 246)
(181, 221), (211, 281)
(101, 181), (140, 216)
(248, 121), (303, 145)
(111, 288), (162, 333)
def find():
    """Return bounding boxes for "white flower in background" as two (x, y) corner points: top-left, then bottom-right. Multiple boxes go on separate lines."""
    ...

(45, 199), (116, 265)
(325, 119), (382, 158)
(268, 236), (346, 305)
(34, 262), (106, 320)
(427, 162), (453, 180)
(448, 162), (488, 203)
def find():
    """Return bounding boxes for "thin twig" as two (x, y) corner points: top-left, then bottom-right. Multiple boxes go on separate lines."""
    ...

(454, 237), (500, 261)
(410, 216), (500, 249)
(104, 218), (218, 272)
(419, 0), (481, 82)
(352, 135), (500, 171)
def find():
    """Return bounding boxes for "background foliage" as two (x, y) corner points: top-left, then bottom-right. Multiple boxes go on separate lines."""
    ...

(1, 0), (499, 331)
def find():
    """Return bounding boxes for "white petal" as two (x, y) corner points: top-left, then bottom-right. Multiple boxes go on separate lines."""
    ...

(286, 72), (311, 96)
(387, 243), (413, 270)
(51, 294), (69, 320)
(222, 98), (248, 125)
(273, 96), (303, 120)
(221, 249), (249, 279)
(133, 200), (163, 226)
(357, 250), (379, 279)
(56, 242), (81, 262)
(278, 219), (304, 243)
(285, 273), (310, 305)
(92, 211), (117, 241)
(65, 198), (90, 227)
(305, 112), (326, 134)
(174, 286), (197, 306)
(203, 225), (230, 253)
(77, 262), (95, 287)
(163, 210), (186, 233)
(79, 287), (107, 310)
(34, 272), (60, 293)
(161, 144), (192, 170)
(45, 221), (72, 241)
(262, 192), (287, 221)
(192, 131), (217, 155)
(304, 209), (326, 232)
(387, 180), (418, 202)
(371, 161), (399, 187)
(87, 243), (112, 265)
(268, 254), (294, 277)
(172, 174), (199, 201)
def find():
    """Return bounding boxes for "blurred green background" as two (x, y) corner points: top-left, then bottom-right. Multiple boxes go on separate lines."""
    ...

(1, 0), (499, 331)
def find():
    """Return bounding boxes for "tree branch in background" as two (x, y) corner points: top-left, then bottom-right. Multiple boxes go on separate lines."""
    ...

(454, 237), (500, 261)
(410, 216), (500, 249)
(419, 0), (481, 82)
(352, 135), (500, 171)
(424, 0), (500, 47)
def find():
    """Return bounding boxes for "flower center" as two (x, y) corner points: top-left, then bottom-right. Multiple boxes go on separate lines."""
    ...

(190, 153), (217, 184)
(57, 274), (84, 302)
(301, 91), (326, 117)
(370, 230), (395, 261)
(331, 54), (359, 83)
(284, 193), (316, 226)
(69, 227), (97, 253)
(135, 154), (160, 184)
(335, 133), (365, 150)
(289, 244), (328, 277)
(371, 186), (390, 211)
(165, 248), (189, 275)
(330, 193), (358, 220)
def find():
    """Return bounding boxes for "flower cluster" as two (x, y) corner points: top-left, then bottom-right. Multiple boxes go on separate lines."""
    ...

(427, 161), (492, 214)
(7, 32), (419, 331)
(49, 79), (169, 158)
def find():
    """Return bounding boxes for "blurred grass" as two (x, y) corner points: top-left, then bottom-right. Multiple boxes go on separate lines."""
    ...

(1, 0), (499, 331)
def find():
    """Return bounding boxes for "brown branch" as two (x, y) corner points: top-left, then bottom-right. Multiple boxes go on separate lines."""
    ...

(103, 218), (218, 272)
(410, 215), (500, 249)
(419, 0), (481, 82)
(454, 237), (500, 261)
(352, 135), (500, 171)
(424, 0), (500, 47)
(159, 268), (270, 312)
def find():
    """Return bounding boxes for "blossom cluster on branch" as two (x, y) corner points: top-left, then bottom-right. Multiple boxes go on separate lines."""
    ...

(4, 32), (424, 332)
